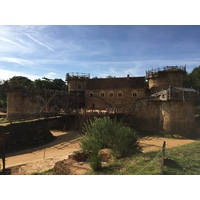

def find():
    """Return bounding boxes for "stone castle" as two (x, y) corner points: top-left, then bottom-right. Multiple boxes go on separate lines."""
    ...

(6, 65), (198, 137)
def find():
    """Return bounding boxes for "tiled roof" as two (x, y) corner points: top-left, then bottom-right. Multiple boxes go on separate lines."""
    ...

(86, 77), (145, 90)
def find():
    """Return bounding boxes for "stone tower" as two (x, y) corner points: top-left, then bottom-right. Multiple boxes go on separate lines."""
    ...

(6, 83), (44, 120)
(135, 65), (198, 138)
(66, 72), (90, 92)
(65, 72), (90, 109)
(6, 83), (25, 119)
(146, 65), (186, 94)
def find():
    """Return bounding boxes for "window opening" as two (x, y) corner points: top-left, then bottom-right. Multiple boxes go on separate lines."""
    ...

(100, 93), (105, 97)
(78, 84), (81, 89)
(118, 92), (123, 97)
(109, 93), (114, 97)
(133, 92), (138, 97)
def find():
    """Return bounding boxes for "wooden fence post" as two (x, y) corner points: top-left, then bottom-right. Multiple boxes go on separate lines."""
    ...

(0, 133), (9, 175)
(43, 149), (46, 159)
(161, 141), (166, 175)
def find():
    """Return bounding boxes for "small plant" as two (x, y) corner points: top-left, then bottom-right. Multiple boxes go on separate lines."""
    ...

(88, 153), (102, 171)
(80, 135), (103, 171)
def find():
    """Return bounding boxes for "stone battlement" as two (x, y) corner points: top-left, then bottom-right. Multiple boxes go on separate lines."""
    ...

(146, 65), (186, 79)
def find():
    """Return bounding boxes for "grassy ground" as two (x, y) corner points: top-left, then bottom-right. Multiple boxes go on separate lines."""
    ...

(90, 140), (200, 175)
(34, 140), (200, 175)
(163, 141), (200, 175)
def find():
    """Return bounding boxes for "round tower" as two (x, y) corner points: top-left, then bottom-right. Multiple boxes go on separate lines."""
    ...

(146, 65), (186, 94)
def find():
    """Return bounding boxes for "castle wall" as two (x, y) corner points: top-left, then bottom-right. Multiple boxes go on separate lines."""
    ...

(134, 99), (196, 137)
(0, 118), (56, 153)
(161, 101), (195, 137)
(7, 89), (44, 120)
(7, 86), (68, 120)
(134, 100), (162, 131)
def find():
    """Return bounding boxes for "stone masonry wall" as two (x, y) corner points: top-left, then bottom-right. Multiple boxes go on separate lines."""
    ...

(85, 88), (145, 111)
(68, 78), (88, 92)
(134, 100), (162, 131)
(148, 71), (184, 93)
(0, 115), (81, 153)
(134, 99), (196, 137)
(161, 101), (195, 137)
(0, 119), (55, 153)
(7, 86), (68, 120)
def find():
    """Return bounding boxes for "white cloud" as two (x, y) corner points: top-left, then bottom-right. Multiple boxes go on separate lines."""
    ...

(0, 36), (23, 48)
(81, 58), (200, 78)
(26, 34), (55, 52)
(45, 72), (58, 79)
(0, 56), (34, 66)
(0, 69), (41, 81)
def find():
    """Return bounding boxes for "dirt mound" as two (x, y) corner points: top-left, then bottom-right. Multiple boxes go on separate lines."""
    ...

(53, 158), (91, 175)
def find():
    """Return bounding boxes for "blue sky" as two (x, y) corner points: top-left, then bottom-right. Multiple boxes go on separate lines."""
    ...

(0, 25), (200, 81)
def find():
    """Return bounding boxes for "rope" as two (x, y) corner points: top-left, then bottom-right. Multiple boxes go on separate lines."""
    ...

(135, 150), (162, 175)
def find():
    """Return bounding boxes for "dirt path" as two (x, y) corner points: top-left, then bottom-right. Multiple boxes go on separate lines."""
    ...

(1, 130), (196, 175)
(139, 136), (196, 152)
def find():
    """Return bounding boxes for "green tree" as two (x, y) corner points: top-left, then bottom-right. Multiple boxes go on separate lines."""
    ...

(106, 75), (115, 78)
(8, 76), (33, 87)
(52, 79), (67, 90)
(34, 79), (52, 89)
(0, 81), (7, 107)
(34, 78), (67, 90)
(184, 66), (200, 90)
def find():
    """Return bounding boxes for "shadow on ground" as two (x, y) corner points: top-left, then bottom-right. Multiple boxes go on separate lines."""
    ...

(5, 130), (83, 158)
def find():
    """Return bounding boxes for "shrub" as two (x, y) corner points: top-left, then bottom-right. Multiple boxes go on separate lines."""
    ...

(111, 125), (141, 158)
(82, 117), (115, 148)
(80, 116), (141, 162)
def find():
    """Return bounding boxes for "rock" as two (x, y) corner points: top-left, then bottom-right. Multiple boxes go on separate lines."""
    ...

(98, 148), (112, 162)
(53, 159), (72, 175)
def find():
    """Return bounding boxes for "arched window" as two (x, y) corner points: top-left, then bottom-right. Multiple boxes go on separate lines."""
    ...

(132, 92), (138, 97)
(132, 91), (138, 97)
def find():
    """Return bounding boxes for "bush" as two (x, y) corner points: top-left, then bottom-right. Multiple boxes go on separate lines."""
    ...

(80, 116), (141, 162)
(82, 117), (116, 148)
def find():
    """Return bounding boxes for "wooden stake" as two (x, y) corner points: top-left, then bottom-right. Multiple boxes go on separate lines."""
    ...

(161, 141), (166, 175)
(43, 149), (46, 159)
